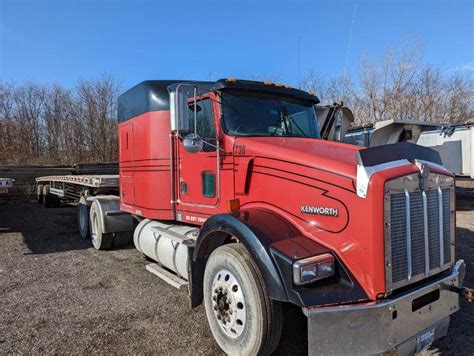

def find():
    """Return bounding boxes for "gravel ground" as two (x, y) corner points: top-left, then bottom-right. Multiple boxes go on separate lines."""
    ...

(0, 196), (473, 355)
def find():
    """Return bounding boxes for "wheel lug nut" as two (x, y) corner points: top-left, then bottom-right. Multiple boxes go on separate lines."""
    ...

(212, 296), (217, 301)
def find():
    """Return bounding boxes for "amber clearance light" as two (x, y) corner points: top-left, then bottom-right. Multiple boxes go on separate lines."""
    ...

(226, 198), (240, 213)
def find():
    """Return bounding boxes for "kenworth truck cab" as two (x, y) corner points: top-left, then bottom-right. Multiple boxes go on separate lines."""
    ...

(74, 79), (469, 355)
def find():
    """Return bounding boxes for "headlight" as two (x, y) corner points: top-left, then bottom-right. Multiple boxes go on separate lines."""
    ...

(292, 253), (335, 286)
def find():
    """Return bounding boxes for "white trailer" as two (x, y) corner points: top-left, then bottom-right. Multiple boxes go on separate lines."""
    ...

(35, 174), (134, 248)
(417, 123), (474, 179)
(343, 119), (440, 147)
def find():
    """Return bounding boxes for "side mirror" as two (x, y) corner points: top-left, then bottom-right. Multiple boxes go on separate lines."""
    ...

(183, 133), (204, 153)
(170, 84), (194, 132)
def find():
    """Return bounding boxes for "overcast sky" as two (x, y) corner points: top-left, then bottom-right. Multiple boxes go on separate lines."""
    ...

(1, 0), (473, 89)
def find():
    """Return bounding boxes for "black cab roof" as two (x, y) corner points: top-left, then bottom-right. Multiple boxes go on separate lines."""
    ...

(117, 79), (320, 122)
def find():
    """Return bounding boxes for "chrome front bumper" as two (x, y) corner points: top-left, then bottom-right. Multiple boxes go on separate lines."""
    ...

(304, 260), (466, 355)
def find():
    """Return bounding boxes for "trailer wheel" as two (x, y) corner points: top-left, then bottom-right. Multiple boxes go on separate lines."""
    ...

(89, 201), (113, 250)
(37, 184), (44, 204)
(203, 243), (282, 355)
(53, 195), (61, 208)
(42, 185), (53, 208)
(77, 197), (91, 239)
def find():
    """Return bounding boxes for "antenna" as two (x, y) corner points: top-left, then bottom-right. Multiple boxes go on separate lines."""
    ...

(343, 5), (357, 78)
(297, 36), (301, 89)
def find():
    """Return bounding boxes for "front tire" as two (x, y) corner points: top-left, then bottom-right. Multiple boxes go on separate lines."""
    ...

(203, 243), (282, 355)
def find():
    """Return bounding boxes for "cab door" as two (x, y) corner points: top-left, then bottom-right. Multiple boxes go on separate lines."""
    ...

(176, 95), (220, 208)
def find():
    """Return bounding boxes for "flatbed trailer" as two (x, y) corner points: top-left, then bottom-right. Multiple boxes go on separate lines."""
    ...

(35, 175), (119, 204)
(35, 174), (131, 243)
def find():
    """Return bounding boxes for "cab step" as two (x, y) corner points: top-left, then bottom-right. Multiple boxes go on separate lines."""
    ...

(146, 263), (188, 290)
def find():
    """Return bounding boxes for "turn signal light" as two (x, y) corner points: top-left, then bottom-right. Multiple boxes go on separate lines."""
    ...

(293, 253), (335, 285)
(227, 198), (240, 213)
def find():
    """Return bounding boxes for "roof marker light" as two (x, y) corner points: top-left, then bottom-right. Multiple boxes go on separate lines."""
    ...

(226, 78), (237, 82)
(275, 83), (283, 87)
(263, 81), (273, 86)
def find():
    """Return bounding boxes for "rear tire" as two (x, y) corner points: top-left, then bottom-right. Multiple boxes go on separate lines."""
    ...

(77, 197), (91, 239)
(89, 200), (113, 250)
(203, 243), (282, 355)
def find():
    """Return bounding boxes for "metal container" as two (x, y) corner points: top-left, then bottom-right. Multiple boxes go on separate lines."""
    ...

(133, 219), (198, 279)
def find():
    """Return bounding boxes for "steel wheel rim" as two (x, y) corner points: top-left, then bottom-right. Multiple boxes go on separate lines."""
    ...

(211, 269), (246, 339)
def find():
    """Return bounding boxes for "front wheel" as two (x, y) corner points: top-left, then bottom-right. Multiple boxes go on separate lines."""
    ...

(203, 243), (282, 355)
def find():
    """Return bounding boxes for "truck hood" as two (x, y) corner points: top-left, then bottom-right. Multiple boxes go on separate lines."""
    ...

(234, 136), (361, 181)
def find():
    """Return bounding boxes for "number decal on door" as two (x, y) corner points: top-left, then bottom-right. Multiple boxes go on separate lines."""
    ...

(234, 145), (246, 156)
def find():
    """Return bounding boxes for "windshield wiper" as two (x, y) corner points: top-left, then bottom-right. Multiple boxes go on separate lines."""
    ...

(286, 115), (308, 137)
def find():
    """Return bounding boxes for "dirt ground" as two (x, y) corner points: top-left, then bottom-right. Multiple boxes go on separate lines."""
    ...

(1, 196), (473, 355)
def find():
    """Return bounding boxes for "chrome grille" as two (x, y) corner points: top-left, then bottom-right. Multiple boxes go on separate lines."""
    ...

(390, 194), (407, 283)
(409, 191), (425, 277)
(426, 191), (441, 270)
(443, 189), (451, 264)
(385, 172), (454, 292)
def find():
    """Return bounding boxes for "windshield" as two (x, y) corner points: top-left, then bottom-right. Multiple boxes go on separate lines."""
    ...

(220, 91), (320, 138)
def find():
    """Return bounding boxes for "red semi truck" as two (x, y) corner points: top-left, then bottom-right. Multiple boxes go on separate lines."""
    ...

(37, 79), (471, 355)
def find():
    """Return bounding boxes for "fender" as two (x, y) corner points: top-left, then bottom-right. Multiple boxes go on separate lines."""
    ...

(87, 195), (134, 233)
(191, 208), (368, 308)
(191, 209), (300, 306)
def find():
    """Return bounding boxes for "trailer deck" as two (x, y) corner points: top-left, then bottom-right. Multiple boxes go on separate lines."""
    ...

(36, 175), (119, 204)
(36, 175), (119, 188)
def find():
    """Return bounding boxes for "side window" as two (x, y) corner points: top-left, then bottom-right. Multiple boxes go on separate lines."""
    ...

(188, 98), (216, 152)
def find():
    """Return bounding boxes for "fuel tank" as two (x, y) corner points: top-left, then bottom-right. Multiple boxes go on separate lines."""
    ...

(133, 219), (199, 280)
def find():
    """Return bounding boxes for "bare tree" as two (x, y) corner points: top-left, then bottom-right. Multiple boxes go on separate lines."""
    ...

(302, 39), (473, 125)
(0, 75), (121, 165)
(76, 75), (120, 163)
